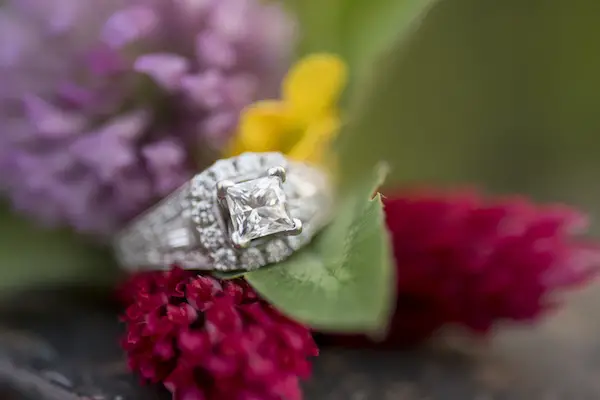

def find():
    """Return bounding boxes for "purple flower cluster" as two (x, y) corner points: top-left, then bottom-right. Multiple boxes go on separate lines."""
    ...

(0, 0), (296, 235)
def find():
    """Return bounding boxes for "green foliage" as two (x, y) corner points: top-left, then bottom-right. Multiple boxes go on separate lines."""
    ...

(0, 205), (116, 295)
(246, 164), (395, 333)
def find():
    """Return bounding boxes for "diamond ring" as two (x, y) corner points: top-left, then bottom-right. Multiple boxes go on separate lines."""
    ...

(113, 152), (333, 271)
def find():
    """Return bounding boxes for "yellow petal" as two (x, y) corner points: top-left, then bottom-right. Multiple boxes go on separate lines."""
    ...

(228, 101), (290, 155)
(288, 113), (341, 164)
(283, 54), (347, 124)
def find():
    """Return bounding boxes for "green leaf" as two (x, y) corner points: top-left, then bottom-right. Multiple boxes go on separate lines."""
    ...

(246, 164), (395, 333)
(212, 270), (247, 280)
(0, 204), (117, 296)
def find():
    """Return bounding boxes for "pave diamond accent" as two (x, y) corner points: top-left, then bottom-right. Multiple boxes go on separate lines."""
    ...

(213, 248), (238, 270)
(240, 248), (265, 270)
(200, 225), (224, 250)
(191, 209), (215, 226)
(225, 176), (295, 243)
(210, 159), (237, 181)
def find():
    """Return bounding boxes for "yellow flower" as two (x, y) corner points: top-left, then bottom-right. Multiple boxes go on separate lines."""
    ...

(227, 53), (347, 164)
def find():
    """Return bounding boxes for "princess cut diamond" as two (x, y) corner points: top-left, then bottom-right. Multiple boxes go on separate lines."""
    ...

(224, 176), (295, 244)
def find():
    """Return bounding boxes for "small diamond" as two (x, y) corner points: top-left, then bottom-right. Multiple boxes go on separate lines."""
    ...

(213, 248), (237, 270)
(193, 200), (212, 211)
(240, 248), (265, 270)
(191, 175), (214, 197)
(199, 225), (224, 250)
(191, 185), (211, 199)
(225, 176), (295, 244)
(192, 210), (215, 226)
(266, 239), (291, 263)
(191, 200), (215, 226)
(211, 159), (237, 181)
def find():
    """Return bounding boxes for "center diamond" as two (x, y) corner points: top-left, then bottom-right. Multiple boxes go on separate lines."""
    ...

(224, 176), (295, 244)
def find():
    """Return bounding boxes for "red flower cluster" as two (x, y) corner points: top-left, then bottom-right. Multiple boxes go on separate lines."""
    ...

(120, 268), (318, 400)
(332, 190), (600, 347)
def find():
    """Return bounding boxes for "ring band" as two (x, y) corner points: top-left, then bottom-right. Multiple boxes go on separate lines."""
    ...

(113, 152), (333, 271)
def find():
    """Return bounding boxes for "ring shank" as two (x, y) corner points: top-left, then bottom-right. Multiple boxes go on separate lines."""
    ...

(113, 182), (210, 271)
(114, 153), (333, 272)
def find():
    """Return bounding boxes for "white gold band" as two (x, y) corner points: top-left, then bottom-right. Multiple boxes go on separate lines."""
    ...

(113, 152), (333, 272)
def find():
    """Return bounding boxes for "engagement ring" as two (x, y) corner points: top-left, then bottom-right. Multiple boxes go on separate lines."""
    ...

(114, 152), (333, 271)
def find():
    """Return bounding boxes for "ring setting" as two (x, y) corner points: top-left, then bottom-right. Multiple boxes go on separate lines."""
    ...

(216, 165), (302, 250)
(114, 152), (333, 271)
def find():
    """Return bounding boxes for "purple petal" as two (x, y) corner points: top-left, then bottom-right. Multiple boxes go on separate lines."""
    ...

(85, 45), (126, 76)
(174, 0), (211, 16)
(181, 70), (225, 109)
(201, 112), (236, 146)
(101, 6), (159, 49)
(210, 0), (251, 41)
(142, 140), (186, 168)
(10, 0), (87, 31)
(71, 132), (136, 182)
(134, 53), (190, 91)
(196, 32), (236, 69)
(253, 3), (299, 65)
(225, 73), (258, 108)
(0, 12), (37, 67)
(24, 95), (86, 138)
(94, 110), (149, 141)
(110, 169), (154, 212)
(57, 82), (96, 108)
(7, 152), (51, 190)
(1, 117), (36, 145)
(70, 112), (148, 181)
(45, 0), (83, 33)
(142, 139), (189, 194)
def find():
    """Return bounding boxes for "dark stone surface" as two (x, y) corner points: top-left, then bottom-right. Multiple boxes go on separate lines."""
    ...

(1, 285), (600, 399)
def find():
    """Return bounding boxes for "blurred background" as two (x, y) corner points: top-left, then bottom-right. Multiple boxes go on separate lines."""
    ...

(2, 0), (600, 289)
(373, 0), (599, 215)
(3, 0), (600, 290)
(1, 0), (600, 398)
